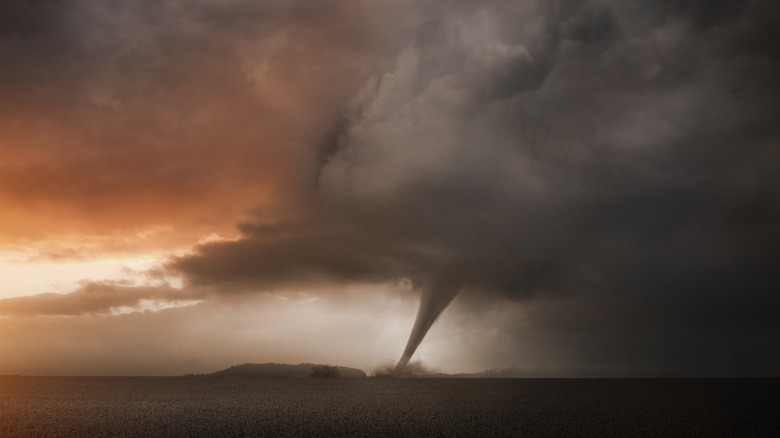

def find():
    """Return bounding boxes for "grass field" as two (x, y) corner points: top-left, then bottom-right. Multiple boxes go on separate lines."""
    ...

(1, 376), (777, 437)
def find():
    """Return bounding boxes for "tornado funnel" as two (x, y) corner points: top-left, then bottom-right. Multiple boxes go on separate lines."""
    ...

(393, 282), (460, 376)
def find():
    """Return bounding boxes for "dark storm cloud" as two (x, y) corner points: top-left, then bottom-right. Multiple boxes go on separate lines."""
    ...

(173, 219), (414, 290)
(631, 0), (749, 28)
(171, 0), (780, 374)
(0, 1), (62, 38)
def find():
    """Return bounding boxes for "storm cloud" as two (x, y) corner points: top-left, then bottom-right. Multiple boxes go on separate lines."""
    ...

(2, 0), (779, 375)
(0, 281), (197, 317)
(169, 0), (780, 374)
(0, 0), (413, 246)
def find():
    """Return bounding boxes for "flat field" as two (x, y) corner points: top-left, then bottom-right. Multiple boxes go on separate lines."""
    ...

(0, 376), (777, 437)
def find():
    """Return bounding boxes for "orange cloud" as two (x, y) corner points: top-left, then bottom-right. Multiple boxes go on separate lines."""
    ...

(0, 281), (198, 317)
(0, 0), (412, 255)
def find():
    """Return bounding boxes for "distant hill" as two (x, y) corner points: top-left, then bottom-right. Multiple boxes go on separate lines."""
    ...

(208, 363), (366, 378)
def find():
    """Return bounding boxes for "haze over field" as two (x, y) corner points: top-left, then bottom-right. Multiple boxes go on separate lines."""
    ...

(1, 0), (779, 376)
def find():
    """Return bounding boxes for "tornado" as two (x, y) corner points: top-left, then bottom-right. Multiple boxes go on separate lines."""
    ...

(393, 280), (460, 376)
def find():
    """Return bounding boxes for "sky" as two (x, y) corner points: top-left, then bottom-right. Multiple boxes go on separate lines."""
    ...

(1, 0), (779, 377)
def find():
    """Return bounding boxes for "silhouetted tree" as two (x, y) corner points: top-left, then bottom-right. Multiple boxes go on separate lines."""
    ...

(310, 365), (341, 378)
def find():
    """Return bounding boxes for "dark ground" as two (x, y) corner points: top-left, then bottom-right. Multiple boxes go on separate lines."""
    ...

(0, 376), (777, 437)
